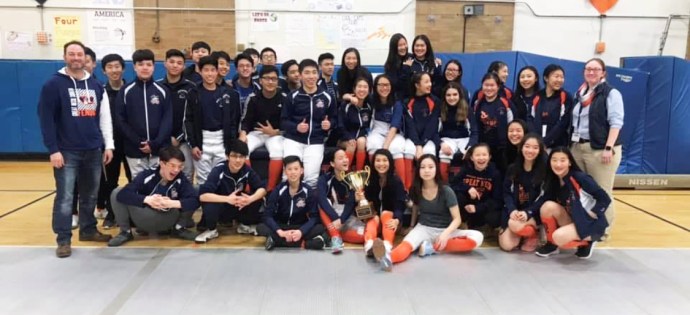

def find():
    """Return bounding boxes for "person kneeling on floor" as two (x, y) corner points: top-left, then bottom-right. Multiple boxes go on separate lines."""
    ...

(195, 139), (268, 243)
(108, 146), (200, 247)
(258, 155), (328, 250)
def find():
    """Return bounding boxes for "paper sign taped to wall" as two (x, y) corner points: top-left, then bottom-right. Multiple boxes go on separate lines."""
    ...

(5, 31), (32, 52)
(250, 11), (280, 32)
(53, 16), (82, 48)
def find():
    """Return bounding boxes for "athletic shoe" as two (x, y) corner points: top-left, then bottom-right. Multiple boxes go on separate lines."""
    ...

(94, 208), (107, 220)
(575, 241), (596, 259)
(418, 240), (437, 257)
(177, 216), (196, 229)
(236, 224), (258, 235)
(171, 228), (197, 241)
(380, 241), (393, 272)
(305, 235), (326, 250)
(108, 232), (133, 247)
(71, 215), (79, 230)
(535, 242), (560, 257)
(331, 236), (344, 255)
(363, 239), (374, 257)
(194, 229), (219, 243)
(381, 252), (393, 272)
(372, 238), (385, 262)
(265, 235), (275, 251)
(102, 219), (116, 230)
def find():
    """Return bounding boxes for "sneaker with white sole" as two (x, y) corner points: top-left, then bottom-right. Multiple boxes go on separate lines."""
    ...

(195, 229), (219, 243)
(363, 239), (374, 257)
(236, 224), (258, 235)
(380, 240), (393, 272)
(71, 214), (79, 230)
(372, 238), (385, 262)
(575, 241), (596, 259)
(535, 242), (560, 257)
(418, 240), (437, 257)
(331, 236), (344, 255)
(94, 208), (107, 220)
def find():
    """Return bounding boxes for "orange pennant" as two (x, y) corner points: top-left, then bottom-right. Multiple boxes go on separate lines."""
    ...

(590, 0), (618, 15)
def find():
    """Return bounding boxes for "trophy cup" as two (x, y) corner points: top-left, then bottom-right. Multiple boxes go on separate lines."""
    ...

(340, 166), (374, 221)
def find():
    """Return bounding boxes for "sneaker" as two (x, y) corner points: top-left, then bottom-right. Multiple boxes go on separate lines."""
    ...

(177, 216), (196, 229)
(79, 231), (112, 242)
(363, 239), (374, 257)
(520, 235), (539, 252)
(107, 232), (133, 247)
(194, 229), (219, 243)
(575, 241), (596, 259)
(535, 242), (560, 257)
(56, 243), (71, 258)
(171, 228), (197, 241)
(71, 215), (79, 230)
(102, 219), (116, 230)
(372, 238), (385, 262)
(94, 208), (107, 220)
(305, 235), (326, 250)
(265, 235), (275, 251)
(418, 240), (437, 257)
(236, 224), (258, 235)
(381, 252), (393, 272)
(330, 236), (344, 255)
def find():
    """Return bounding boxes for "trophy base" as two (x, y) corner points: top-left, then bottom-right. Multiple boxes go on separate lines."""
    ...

(355, 204), (375, 221)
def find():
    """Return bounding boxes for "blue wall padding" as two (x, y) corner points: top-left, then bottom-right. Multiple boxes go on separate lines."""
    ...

(621, 57), (676, 174)
(667, 58), (690, 174)
(605, 66), (649, 174)
(0, 62), (21, 153)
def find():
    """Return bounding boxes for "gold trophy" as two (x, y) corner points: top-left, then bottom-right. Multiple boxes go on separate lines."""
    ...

(341, 166), (374, 221)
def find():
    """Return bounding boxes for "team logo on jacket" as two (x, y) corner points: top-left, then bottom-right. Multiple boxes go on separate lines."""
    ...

(150, 95), (160, 105)
(362, 113), (370, 123)
(178, 90), (188, 100)
(170, 188), (178, 199)
(296, 198), (306, 208)
(315, 99), (325, 108)
(222, 94), (232, 106)
(480, 111), (497, 129)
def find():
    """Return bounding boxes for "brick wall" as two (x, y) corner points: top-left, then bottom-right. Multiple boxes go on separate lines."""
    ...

(415, 0), (514, 53)
(133, 0), (235, 60)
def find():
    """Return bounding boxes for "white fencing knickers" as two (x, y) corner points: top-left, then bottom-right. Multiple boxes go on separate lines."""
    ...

(404, 139), (436, 159)
(439, 137), (470, 162)
(177, 142), (195, 182)
(193, 130), (227, 185)
(366, 120), (406, 159)
(126, 155), (160, 179)
(247, 131), (284, 159)
(282, 138), (324, 188)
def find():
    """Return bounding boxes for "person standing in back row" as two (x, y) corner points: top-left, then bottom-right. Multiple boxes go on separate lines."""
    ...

(114, 49), (172, 179)
(38, 40), (115, 258)
(570, 58), (623, 240)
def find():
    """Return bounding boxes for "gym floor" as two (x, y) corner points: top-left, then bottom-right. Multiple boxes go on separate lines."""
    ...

(1, 161), (688, 314)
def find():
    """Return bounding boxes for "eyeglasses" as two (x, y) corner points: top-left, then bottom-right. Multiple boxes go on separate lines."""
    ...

(228, 153), (246, 159)
(261, 76), (279, 82)
(163, 162), (184, 171)
(584, 67), (603, 73)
